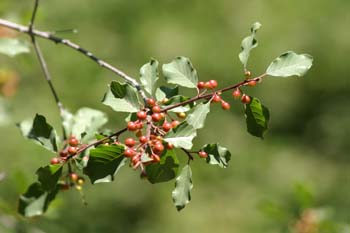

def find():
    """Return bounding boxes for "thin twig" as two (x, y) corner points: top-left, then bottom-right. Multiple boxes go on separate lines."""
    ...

(161, 73), (267, 112)
(27, 0), (67, 138)
(0, 18), (147, 102)
(181, 148), (194, 162)
(29, 0), (39, 32)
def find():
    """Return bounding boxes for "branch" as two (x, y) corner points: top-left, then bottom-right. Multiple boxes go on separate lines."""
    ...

(161, 73), (267, 113)
(27, 0), (67, 138)
(0, 18), (148, 102)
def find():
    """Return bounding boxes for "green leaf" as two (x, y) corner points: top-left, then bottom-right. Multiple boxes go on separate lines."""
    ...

(0, 38), (30, 57)
(18, 182), (59, 217)
(146, 149), (179, 184)
(202, 143), (231, 168)
(17, 114), (58, 152)
(164, 122), (197, 150)
(140, 59), (159, 96)
(36, 164), (63, 191)
(172, 165), (193, 211)
(266, 51), (313, 77)
(62, 108), (108, 143)
(244, 97), (270, 138)
(162, 95), (194, 113)
(102, 81), (141, 112)
(162, 57), (198, 88)
(239, 22), (262, 69)
(155, 86), (179, 101)
(186, 102), (210, 129)
(84, 144), (126, 184)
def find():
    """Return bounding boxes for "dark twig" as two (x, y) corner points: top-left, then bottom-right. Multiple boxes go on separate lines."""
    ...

(0, 18), (147, 102)
(28, 0), (67, 138)
(161, 73), (267, 113)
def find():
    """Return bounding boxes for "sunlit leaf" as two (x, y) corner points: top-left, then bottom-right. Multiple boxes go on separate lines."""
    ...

(186, 102), (210, 129)
(17, 114), (58, 152)
(140, 59), (159, 96)
(62, 108), (108, 143)
(164, 122), (197, 150)
(172, 165), (193, 211)
(102, 81), (141, 112)
(239, 22), (262, 69)
(202, 143), (231, 168)
(266, 51), (313, 77)
(162, 57), (198, 88)
(0, 38), (30, 57)
(18, 182), (59, 217)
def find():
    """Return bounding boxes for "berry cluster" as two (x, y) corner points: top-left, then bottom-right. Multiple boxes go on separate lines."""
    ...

(51, 136), (82, 165)
(197, 78), (255, 111)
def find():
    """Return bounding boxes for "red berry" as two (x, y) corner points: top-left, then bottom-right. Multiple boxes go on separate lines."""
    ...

(241, 94), (251, 104)
(68, 146), (77, 155)
(166, 143), (174, 150)
(152, 154), (161, 163)
(162, 122), (172, 132)
(147, 98), (156, 107)
(136, 122), (143, 130)
(152, 113), (162, 122)
(139, 136), (148, 144)
(153, 143), (164, 153)
(70, 173), (79, 181)
(132, 155), (140, 164)
(209, 79), (218, 89)
(68, 136), (79, 146)
(125, 138), (136, 147)
(50, 157), (60, 165)
(247, 80), (257, 87)
(171, 120), (180, 128)
(124, 148), (136, 158)
(212, 94), (222, 103)
(136, 111), (147, 120)
(221, 101), (230, 110)
(127, 121), (137, 131)
(197, 81), (205, 89)
(232, 89), (241, 99)
(152, 105), (161, 113)
(59, 151), (68, 158)
(204, 81), (212, 89)
(198, 151), (208, 158)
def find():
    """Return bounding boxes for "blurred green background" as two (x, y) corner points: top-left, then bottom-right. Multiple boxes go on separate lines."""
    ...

(0, 0), (350, 232)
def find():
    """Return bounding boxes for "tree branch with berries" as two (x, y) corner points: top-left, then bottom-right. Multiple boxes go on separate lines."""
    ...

(0, 2), (313, 217)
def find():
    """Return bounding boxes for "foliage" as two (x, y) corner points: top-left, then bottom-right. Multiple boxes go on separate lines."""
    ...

(0, 5), (314, 217)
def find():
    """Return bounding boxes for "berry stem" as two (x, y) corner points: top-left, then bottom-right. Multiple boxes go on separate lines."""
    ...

(161, 73), (267, 113)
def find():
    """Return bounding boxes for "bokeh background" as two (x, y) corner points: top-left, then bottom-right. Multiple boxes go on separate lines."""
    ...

(1, 0), (350, 232)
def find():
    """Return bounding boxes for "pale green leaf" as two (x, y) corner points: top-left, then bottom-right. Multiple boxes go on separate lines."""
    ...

(186, 102), (210, 129)
(102, 81), (141, 113)
(0, 38), (30, 57)
(140, 59), (159, 96)
(239, 22), (262, 69)
(266, 51), (313, 77)
(162, 57), (198, 88)
(18, 182), (59, 217)
(164, 122), (197, 150)
(17, 114), (58, 152)
(172, 165), (193, 211)
(155, 86), (179, 101)
(202, 143), (231, 168)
